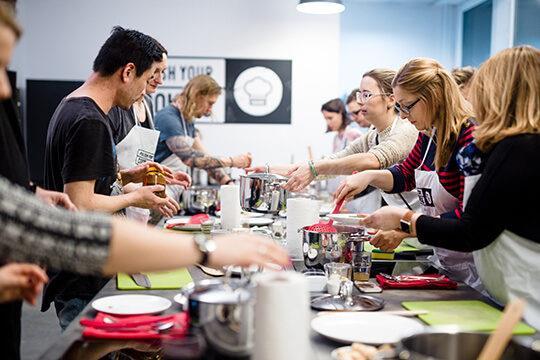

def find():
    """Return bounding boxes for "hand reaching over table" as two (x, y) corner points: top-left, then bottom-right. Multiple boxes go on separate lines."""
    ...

(0, 263), (48, 305)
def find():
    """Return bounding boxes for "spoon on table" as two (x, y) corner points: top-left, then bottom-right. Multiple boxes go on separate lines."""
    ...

(477, 298), (526, 360)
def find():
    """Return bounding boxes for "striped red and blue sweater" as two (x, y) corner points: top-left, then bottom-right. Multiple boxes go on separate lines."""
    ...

(387, 121), (475, 219)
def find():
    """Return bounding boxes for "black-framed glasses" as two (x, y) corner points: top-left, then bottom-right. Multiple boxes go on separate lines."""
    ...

(394, 98), (420, 115)
(356, 91), (390, 104)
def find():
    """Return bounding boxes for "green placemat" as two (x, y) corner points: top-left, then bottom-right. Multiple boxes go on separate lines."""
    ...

(364, 243), (419, 253)
(402, 300), (536, 335)
(117, 268), (193, 290)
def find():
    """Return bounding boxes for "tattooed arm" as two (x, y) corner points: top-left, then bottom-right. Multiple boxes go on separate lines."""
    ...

(207, 168), (232, 185)
(166, 135), (233, 170)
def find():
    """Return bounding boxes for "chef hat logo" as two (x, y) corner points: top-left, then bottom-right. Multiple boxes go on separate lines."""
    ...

(243, 76), (273, 106)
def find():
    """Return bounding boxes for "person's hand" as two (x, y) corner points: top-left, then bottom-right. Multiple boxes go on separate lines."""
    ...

(35, 187), (77, 211)
(231, 153), (252, 168)
(369, 230), (409, 252)
(131, 185), (180, 218)
(0, 263), (48, 305)
(120, 162), (174, 184)
(283, 163), (315, 191)
(362, 206), (409, 231)
(209, 234), (290, 268)
(334, 172), (372, 204)
(246, 164), (299, 177)
(169, 171), (192, 188)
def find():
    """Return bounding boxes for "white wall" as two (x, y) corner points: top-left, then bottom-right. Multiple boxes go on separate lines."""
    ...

(12, 0), (340, 165)
(339, 1), (458, 94)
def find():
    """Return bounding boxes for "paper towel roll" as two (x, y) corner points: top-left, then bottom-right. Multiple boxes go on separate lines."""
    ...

(286, 198), (319, 259)
(253, 271), (311, 360)
(220, 184), (241, 230)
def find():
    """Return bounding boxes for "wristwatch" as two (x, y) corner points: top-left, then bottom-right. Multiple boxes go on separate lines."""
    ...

(400, 210), (415, 234)
(193, 234), (217, 266)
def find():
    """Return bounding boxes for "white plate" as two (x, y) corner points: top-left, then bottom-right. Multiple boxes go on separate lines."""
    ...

(242, 217), (273, 227)
(92, 295), (171, 315)
(326, 213), (366, 226)
(165, 216), (218, 231)
(311, 312), (424, 345)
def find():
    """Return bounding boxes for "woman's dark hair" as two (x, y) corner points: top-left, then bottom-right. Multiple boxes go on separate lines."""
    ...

(346, 88), (359, 105)
(321, 98), (350, 132)
(93, 26), (167, 77)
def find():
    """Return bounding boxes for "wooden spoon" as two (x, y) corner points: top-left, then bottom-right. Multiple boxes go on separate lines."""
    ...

(477, 298), (526, 360)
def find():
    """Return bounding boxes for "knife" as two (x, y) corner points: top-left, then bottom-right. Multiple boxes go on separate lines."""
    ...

(130, 273), (152, 288)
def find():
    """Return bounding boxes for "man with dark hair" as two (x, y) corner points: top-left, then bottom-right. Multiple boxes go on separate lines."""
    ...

(42, 26), (180, 330)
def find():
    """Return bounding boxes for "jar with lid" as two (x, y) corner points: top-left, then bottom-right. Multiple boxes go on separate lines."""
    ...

(143, 166), (166, 198)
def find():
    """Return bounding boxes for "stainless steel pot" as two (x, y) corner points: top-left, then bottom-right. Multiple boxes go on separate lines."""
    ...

(301, 224), (368, 269)
(399, 332), (540, 360)
(183, 277), (255, 357)
(239, 173), (288, 214)
(181, 185), (220, 214)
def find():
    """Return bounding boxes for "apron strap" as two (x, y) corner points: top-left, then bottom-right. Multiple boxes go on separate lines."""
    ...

(131, 106), (141, 127)
(419, 129), (436, 168)
(142, 98), (154, 129)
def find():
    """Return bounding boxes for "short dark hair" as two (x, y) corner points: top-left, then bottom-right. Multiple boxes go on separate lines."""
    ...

(346, 88), (359, 104)
(92, 26), (167, 77)
(321, 98), (351, 132)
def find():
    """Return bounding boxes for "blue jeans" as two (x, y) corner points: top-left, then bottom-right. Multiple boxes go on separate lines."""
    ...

(54, 298), (89, 331)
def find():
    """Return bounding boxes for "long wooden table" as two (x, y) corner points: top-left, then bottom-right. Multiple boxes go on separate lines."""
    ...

(39, 258), (539, 360)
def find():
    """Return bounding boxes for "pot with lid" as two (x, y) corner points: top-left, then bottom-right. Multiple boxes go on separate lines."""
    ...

(181, 185), (220, 215)
(301, 224), (369, 269)
(183, 274), (255, 356)
(239, 173), (288, 214)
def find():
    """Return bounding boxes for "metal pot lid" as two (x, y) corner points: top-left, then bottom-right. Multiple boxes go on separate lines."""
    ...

(242, 173), (288, 181)
(310, 294), (385, 311)
(188, 280), (252, 305)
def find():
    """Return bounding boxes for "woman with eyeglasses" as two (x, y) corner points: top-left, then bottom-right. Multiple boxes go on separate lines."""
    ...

(335, 58), (484, 292)
(345, 88), (371, 132)
(317, 98), (363, 197)
(359, 46), (540, 328)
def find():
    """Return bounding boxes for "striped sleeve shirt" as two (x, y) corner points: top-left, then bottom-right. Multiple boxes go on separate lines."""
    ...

(388, 121), (475, 219)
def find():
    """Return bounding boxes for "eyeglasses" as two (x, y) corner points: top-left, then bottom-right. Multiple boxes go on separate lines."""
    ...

(394, 98), (420, 115)
(356, 91), (390, 104)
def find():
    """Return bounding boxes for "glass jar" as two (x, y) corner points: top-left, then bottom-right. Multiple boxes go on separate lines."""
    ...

(352, 251), (372, 282)
(143, 166), (166, 198)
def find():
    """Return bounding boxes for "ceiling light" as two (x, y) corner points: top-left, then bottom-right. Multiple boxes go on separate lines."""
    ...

(297, 0), (345, 15)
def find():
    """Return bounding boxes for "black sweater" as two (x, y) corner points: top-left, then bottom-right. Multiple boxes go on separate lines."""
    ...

(416, 134), (540, 251)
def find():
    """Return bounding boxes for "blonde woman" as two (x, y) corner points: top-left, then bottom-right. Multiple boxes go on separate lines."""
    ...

(361, 46), (540, 329)
(335, 58), (482, 290)
(251, 70), (418, 211)
(154, 75), (252, 192)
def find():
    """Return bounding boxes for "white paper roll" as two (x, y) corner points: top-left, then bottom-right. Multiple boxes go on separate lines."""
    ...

(220, 184), (241, 230)
(253, 271), (311, 360)
(286, 198), (319, 259)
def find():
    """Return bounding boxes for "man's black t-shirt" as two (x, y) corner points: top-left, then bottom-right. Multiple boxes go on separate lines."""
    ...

(44, 97), (116, 195)
(42, 97), (116, 313)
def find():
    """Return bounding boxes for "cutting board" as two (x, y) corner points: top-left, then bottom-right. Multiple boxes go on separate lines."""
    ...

(402, 300), (536, 335)
(364, 243), (420, 260)
(117, 268), (193, 290)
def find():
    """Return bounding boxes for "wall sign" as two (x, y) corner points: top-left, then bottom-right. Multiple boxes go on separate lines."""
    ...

(149, 57), (291, 124)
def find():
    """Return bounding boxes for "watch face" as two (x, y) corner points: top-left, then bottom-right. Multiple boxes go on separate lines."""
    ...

(400, 220), (411, 233)
(205, 240), (217, 253)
